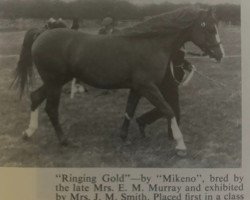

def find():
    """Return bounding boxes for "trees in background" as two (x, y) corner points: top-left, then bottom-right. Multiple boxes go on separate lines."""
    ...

(215, 3), (240, 25)
(0, 0), (241, 25)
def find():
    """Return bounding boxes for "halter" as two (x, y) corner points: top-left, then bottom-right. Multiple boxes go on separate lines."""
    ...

(206, 42), (221, 49)
(201, 23), (224, 57)
(198, 41), (221, 58)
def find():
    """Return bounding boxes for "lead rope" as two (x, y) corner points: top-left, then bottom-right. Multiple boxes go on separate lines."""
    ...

(193, 68), (227, 88)
(170, 62), (227, 89)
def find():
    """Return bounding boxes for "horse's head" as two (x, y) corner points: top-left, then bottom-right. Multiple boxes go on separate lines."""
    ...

(191, 8), (225, 62)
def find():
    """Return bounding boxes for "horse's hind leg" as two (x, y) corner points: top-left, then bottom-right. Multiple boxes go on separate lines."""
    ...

(23, 85), (47, 139)
(120, 89), (140, 140)
(45, 85), (67, 145)
(137, 83), (186, 156)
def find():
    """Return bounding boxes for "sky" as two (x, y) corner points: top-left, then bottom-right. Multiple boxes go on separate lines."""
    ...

(126, 0), (240, 5)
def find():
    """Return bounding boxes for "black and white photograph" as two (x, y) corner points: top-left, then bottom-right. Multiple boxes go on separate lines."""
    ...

(0, 0), (241, 168)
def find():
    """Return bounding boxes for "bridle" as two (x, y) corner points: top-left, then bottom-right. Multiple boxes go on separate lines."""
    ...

(206, 41), (221, 50)
(203, 24), (223, 57)
(206, 41), (221, 49)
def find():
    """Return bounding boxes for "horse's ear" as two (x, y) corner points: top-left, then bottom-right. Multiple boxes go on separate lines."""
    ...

(207, 7), (216, 17)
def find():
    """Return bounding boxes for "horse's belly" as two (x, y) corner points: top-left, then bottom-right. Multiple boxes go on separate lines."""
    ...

(74, 63), (131, 89)
(78, 77), (131, 89)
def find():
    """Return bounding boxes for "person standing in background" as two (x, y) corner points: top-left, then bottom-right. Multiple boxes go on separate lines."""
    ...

(99, 17), (120, 35)
(71, 17), (80, 30)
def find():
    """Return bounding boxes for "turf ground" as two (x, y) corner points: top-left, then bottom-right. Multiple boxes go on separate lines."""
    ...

(0, 24), (241, 167)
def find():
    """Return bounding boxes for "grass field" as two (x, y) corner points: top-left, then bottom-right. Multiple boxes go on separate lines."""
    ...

(0, 24), (241, 168)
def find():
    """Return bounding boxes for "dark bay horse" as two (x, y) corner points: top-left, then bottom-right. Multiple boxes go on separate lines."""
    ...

(13, 7), (224, 156)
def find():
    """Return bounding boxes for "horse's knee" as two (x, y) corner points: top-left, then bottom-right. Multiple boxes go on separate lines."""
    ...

(45, 102), (56, 120)
(30, 86), (46, 110)
(166, 109), (175, 121)
(45, 104), (55, 117)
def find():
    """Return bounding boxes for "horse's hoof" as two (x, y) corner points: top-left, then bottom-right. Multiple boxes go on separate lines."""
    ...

(22, 131), (30, 141)
(22, 129), (34, 141)
(141, 134), (146, 139)
(141, 136), (150, 143)
(124, 140), (132, 146)
(136, 119), (146, 138)
(176, 149), (187, 157)
(59, 135), (69, 146)
(140, 131), (147, 139)
(60, 139), (69, 146)
(120, 131), (128, 141)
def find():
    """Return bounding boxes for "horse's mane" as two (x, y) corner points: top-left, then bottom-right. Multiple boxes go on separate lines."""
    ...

(121, 6), (206, 38)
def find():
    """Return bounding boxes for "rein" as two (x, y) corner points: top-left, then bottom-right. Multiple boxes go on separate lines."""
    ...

(170, 62), (226, 88)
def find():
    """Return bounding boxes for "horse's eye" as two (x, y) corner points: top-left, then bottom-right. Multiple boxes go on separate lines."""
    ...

(201, 22), (206, 28)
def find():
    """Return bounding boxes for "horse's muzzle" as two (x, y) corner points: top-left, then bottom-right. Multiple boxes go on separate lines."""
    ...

(206, 43), (225, 63)
(205, 46), (223, 63)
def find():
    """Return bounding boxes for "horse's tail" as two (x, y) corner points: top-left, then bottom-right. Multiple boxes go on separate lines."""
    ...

(11, 28), (41, 98)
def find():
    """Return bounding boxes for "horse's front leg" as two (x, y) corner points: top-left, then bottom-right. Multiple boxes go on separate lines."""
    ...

(136, 82), (180, 140)
(136, 83), (186, 157)
(120, 89), (141, 140)
(162, 84), (180, 140)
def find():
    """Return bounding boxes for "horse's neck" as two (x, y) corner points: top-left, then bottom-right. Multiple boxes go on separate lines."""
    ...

(159, 29), (191, 53)
(172, 30), (191, 52)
